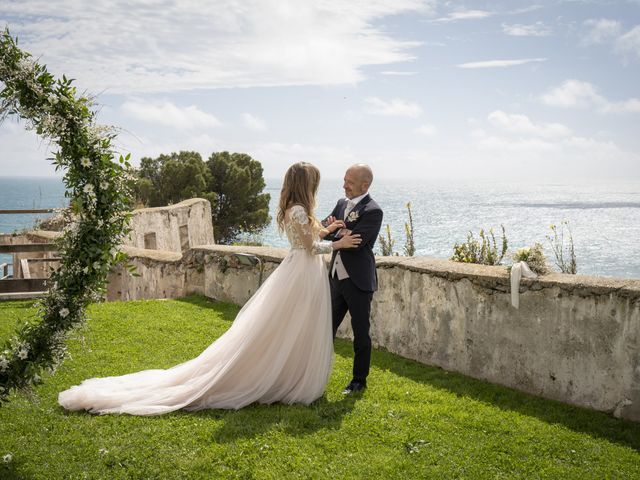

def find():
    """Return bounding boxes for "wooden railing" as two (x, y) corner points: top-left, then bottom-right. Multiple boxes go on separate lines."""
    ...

(0, 208), (59, 298)
(0, 243), (59, 295)
(0, 209), (56, 214)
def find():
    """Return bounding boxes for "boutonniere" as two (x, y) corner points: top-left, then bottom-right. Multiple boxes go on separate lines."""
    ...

(347, 210), (360, 222)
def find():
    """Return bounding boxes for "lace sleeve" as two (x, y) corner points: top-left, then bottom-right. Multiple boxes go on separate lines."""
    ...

(290, 205), (309, 225)
(289, 205), (332, 255)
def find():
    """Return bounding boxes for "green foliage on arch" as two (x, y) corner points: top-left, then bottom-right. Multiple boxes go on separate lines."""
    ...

(0, 29), (133, 402)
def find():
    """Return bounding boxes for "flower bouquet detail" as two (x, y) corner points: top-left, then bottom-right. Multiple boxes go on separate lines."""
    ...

(509, 243), (549, 275)
(509, 243), (549, 309)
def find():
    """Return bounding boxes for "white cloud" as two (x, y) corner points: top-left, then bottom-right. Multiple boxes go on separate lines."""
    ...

(415, 124), (437, 136)
(0, 0), (433, 93)
(457, 58), (547, 69)
(433, 4), (545, 24)
(363, 97), (422, 117)
(0, 122), (58, 176)
(601, 98), (640, 114)
(541, 80), (640, 113)
(241, 113), (268, 131)
(487, 111), (571, 138)
(476, 135), (556, 153)
(380, 71), (418, 76)
(473, 127), (639, 177)
(469, 106), (640, 178)
(540, 79), (600, 108)
(113, 130), (223, 165)
(248, 142), (359, 178)
(579, 20), (640, 63)
(581, 19), (622, 45)
(120, 100), (221, 130)
(615, 25), (640, 61)
(434, 9), (492, 22)
(502, 22), (551, 37)
(114, 133), (358, 179)
(509, 5), (544, 15)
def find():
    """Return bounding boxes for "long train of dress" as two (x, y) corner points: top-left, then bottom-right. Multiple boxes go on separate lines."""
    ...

(58, 236), (333, 415)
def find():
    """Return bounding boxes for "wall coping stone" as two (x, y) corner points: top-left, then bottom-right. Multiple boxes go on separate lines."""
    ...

(191, 244), (289, 263)
(131, 198), (208, 215)
(121, 245), (183, 263)
(192, 245), (640, 300)
(27, 230), (62, 241)
(376, 255), (640, 299)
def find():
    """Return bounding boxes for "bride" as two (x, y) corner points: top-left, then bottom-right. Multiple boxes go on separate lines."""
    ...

(58, 162), (361, 415)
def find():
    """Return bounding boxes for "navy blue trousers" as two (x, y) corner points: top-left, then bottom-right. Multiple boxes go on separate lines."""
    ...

(330, 275), (373, 384)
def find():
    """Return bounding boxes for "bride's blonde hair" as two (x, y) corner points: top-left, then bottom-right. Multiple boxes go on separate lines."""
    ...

(277, 162), (321, 232)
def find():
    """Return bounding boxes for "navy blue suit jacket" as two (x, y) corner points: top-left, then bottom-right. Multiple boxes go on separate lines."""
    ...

(325, 195), (383, 292)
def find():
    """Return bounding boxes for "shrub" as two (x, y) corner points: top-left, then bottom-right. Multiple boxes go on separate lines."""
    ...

(546, 221), (577, 274)
(378, 224), (396, 256)
(451, 225), (508, 266)
(403, 202), (415, 257)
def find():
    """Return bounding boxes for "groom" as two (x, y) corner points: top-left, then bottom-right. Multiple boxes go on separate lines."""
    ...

(325, 164), (383, 395)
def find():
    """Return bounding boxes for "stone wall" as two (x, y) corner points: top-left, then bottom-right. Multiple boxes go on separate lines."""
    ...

(107, 245), (640, 422)
(370, 257), (640, 423)
(104, 198), (214, 300)
(126, 198), (214, 253)
(106, 246), (186, 301)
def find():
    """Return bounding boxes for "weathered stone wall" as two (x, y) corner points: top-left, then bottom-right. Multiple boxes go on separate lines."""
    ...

(107, 245), (640, 422)
(106, 246), (186, 301)
(369, 257), (640, 423)
(126, 198), (214, 253)
(199, 245), (286, 304)
(105, 245), (287, 303)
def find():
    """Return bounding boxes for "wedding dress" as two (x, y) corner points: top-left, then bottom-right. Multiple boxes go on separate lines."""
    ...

(58, 205), (333, 415)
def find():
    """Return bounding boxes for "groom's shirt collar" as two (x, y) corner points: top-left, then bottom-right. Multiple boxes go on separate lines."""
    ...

(346, 192), (368, 207)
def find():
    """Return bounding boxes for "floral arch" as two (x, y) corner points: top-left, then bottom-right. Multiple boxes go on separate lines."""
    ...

(0, 29), (133, 402)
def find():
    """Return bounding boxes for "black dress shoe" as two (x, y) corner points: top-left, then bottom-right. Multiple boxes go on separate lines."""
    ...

(341, 380), (366, 395)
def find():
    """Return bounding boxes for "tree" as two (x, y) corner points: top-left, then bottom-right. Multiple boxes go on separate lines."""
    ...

(133, 150), (270, 244)
(207, 151), (271, 243)
(135, 151), (211, 207)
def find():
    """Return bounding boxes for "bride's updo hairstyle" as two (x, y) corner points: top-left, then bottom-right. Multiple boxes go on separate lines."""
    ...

(277, 162), (321, 232)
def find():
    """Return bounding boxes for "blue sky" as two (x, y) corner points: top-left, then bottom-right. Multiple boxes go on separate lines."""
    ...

(1, 0), (639, 180)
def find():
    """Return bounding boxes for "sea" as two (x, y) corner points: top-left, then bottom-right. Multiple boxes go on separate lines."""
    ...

(1, 176), (639, 280)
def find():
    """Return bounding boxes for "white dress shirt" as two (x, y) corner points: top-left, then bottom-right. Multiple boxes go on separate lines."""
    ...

(332, 193), (368, 279)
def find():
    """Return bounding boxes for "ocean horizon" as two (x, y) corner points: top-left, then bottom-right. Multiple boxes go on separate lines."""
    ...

(1, 175), (639, 280)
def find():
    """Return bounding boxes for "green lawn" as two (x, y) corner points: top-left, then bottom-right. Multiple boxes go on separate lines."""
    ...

(1, 296), (639, 479)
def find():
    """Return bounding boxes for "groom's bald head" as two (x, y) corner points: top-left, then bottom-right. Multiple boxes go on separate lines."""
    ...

(343, 164), (373, 199)
(349, 164), (373, 185)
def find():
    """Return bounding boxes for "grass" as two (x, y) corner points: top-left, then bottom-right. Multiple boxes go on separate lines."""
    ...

(1, 295), (639, 479)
